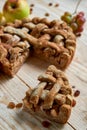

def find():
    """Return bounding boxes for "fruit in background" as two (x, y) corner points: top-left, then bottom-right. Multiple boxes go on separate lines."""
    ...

(61, 11), (86, 36)
(61, 12), (72, 24)
(3, 0), (30, 22)
(0, 12), (6, 25)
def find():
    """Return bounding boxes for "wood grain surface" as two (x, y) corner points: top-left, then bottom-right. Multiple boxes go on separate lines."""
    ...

(0, 0), (87, 130)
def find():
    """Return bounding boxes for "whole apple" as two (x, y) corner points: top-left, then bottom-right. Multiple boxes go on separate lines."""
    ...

(3, 0), (30, 22)
(0, 12), (6, 25)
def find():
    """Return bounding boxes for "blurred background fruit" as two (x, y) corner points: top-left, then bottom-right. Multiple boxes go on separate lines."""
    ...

(3, 0), (30, 22)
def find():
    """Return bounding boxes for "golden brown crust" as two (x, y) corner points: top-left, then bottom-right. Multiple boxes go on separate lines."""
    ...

(3, 17), (76, 71)
(0, 32), (30, 77)
(0, 17), (76, 76)
(23, 65), (75, 124)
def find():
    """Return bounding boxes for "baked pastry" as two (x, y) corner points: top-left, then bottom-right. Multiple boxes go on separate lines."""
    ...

(23, 65), (75, 124)
(0, 17), (76, 76)
(0, 26), (30, 76)
(24, 17), (76, 70)
(3, 17), (76, 71)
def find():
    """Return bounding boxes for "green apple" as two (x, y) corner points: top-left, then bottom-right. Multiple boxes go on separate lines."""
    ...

(3, 0), (30, 22)
(0, 12), (6, 25)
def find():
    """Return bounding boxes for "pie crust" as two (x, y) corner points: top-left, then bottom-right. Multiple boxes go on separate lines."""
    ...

(23, 65), (74, 124)
(0, 17), (76, 76)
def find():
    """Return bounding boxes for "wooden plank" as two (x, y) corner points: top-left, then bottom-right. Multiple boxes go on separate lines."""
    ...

(0, 75), (28, 104)
(17, 57), (50, 87)
(0, 104), (74, 130)
(66, 62), (87, 130)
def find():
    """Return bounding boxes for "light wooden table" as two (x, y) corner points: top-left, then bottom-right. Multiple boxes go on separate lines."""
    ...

(0, 0), (87, 130)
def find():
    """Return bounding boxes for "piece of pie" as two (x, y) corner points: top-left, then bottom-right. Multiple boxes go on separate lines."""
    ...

(0, 17), (76, 76)
(23, 65), (75, 124)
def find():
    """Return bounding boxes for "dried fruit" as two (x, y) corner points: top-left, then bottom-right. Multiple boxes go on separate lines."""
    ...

(7, 102), (15, 109)
(72, 99), (76, 107)
(72, 85), (75, 89)
(16, 103), (23, 108)
(48, 3), (52, 6)
(54, 3), (59, 7)
(42, 121), (51, 128)
(74, 90), (80, 97)
(45, 13), (50, 17)
(30, 4), (34, 7)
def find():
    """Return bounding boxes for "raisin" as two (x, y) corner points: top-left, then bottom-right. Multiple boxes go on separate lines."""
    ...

(42, 120), (51, 128)
(48, 3), (53, 6)
(72, 99), (76, 107)
(45, 13), (50, 17)
(7, 102), (15, 109)
(16, 103), (23, 108)
(74, 90), (80, 97)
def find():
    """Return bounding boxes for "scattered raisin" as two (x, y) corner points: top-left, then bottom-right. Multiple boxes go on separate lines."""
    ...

(77, 33), (81, 37)
(30, 4), (34, 7)
(72, 85), (75, 88)
(74, 90), (80, 97)
(72, 99), (76, 107)
(16, 103), (23, 108)
(54, 3), (59, 7)
(42, 120), (51, 128)
(30, 8), (33, 14)
(45, 13), (50, 17)
(7, 102), (15, 109)
(48, 3), (53, 6)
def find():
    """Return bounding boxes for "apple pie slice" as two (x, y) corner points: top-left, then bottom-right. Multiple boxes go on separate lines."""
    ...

(23, 65), (75, 124)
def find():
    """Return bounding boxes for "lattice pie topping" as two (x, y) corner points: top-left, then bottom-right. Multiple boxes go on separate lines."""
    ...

(1, 17), (76, 71)
(0, 17), (76, 76)
(23, 65), (75, 123)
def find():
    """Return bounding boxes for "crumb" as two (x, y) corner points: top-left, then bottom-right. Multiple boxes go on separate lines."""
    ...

(7, 102), (15, 109)
(45, 13), (50, 17)
(16, 103), (23, 108)
(54, 3), (59, 7)
(48, 3), (53, 6)
(30, 4), (34, 7)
